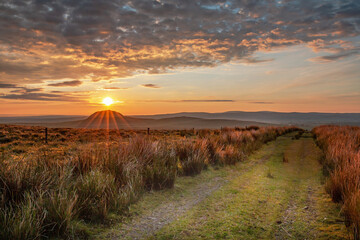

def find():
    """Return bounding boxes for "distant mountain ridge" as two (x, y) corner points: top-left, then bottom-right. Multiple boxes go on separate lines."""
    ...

(131, 111), (360, 127)
(0, 110), (266, 129)
(64, 110), (269, 129)
(0, 115), (86, 124)
(0, 110), (359, 129)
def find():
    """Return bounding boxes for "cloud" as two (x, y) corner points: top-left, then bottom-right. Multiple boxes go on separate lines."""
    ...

(241, 57), (274, 65)
(0, 0), (359, 102)
(0, 83), (44, 93)
(48, 80), (83, 87)
(327, 93), (360, 101)
(0, 83), (19, 88)
(249, 101), (274, 104)
(135, 99), (235, 103)
(308, 50), (360, 62)
(138, 99), (272, 103)
(182, 100), (234, 102)
(0, 92), (82, 102)
(10, 88), (43, 93)
(0, 1), (359, 81)
(141, 84), (161, 88)
(103, 87), (129, 90)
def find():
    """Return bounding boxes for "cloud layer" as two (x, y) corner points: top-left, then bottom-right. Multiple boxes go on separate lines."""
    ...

(141, 84), (161, 88)
(48, 80), (83, 87)
(0, 0), (359, 103)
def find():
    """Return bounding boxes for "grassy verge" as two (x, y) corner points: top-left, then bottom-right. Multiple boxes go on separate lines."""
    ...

(313, 126), (360, 239)
(1, 127), (298, 239)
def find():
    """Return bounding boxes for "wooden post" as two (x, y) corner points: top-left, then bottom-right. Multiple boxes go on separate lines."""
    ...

(147, 128), (150, 135)
(45, 128), (48, 144)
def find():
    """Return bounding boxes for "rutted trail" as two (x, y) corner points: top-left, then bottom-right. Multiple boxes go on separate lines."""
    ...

(102, 140), (277, 240)
(98, 133), (348, 240)
(109, 176), (226, 240)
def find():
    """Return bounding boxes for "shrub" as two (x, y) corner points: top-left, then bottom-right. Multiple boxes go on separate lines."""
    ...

(343, 191), (360, 239)
(204, 138), (223, 165)
(40, 188), (78, 236)
(175, 140), (208, 176)
(0, 193), (44, 240)
(72, 143), (108, 175)
(75, 170), (118, 221)
(141, 143), (177, 190)
(220, 145), (243, 165)
(0, 159), (57, 205)
(313, 125), (360, 238)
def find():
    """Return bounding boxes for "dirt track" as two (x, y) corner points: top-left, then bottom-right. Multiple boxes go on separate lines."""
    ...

(99, 133), (348, 240)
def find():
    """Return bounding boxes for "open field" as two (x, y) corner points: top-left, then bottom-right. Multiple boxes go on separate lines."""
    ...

(0, 124), (358, 239)
(0, 124), (297, 239)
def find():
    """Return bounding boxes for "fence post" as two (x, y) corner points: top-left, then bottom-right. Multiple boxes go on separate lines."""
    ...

(45, 128), (48, 144)
(147, 127), (150, 135)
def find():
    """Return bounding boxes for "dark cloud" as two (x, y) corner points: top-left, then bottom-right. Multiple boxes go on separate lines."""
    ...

(0, 92), (81, 102)
(0, 0), (359, 86)
(25, 88), (43, 93)
(141, 84), (161, 88)
(0, 83), (44, 93)
(10, 87), (43, 93)
(241, 58), (274, 65)
(48, 80), (83, 87)
(0, 83), (18, 88)
(309, 49), (360, 62)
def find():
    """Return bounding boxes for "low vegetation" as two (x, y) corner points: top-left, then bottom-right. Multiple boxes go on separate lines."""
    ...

(313, 125), (360, 239)
(149, 134), (347, 240)
(0, 125), (297, 239)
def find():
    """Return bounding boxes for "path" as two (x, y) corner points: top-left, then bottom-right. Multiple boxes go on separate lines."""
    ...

(97, 133), (349, 240)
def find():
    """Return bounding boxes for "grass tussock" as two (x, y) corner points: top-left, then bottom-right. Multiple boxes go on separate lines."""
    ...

(0, 193), (44, 240)
(175, 140), (208, 176)
(0, 126), (298, 239)
(313, 125), (360, 239)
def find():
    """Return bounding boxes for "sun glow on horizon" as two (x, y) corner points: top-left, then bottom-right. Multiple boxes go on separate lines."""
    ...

(102, 97), (114, 106)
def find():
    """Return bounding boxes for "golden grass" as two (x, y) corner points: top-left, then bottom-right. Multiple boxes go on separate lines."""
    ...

(0, 125), (298, 239)
(313, 125), (360, 239)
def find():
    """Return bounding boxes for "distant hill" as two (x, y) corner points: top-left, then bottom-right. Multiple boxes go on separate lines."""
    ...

(49, 110), (269, 129)
(0, 115), (86, 124)
(1, 110), (358, 130)
(131, 111), (360, 128)
(1, 110), (269, 130)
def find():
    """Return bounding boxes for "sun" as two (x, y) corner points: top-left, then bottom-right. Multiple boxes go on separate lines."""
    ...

(102, 97), (114, 106)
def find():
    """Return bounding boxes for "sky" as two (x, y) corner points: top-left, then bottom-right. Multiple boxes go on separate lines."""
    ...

(0, 0), (359, 115)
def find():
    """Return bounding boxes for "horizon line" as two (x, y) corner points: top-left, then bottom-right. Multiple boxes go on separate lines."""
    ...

(1, 110), (360, 117)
